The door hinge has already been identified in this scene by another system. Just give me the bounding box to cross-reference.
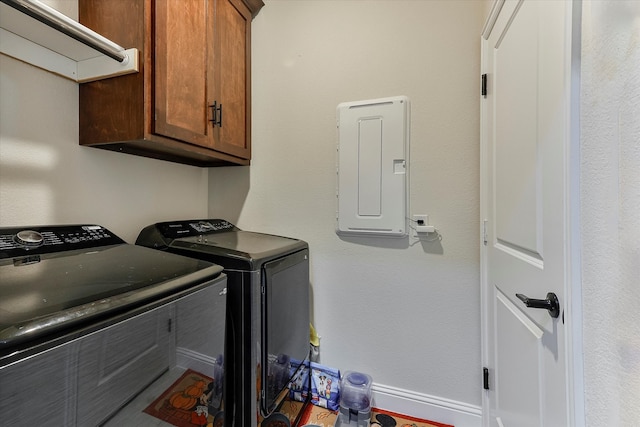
[167,318,172,333]
[483,367,490,390]
[483,219,488,246]
[481,74,487,98]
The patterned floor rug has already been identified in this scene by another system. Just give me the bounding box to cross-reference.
[143,369,453,427]
[143,369,222,427]
[296,403,454,427]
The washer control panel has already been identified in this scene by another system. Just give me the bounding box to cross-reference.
[0,225,125,258]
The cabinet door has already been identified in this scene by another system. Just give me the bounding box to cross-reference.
[175,281,227,410]
[212,0,252,159]
[76,305,174,426]
[176,280,226,361]
[155,0,212,148]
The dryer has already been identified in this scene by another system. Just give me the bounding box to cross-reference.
[136,219,311,426]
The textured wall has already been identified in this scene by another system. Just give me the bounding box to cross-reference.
[209,0,484,409]
[581,1,640,425]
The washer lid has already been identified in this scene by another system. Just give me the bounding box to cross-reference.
[0,244,221,349]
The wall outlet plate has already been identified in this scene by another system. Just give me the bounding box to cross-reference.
[413,214,435,234]
[413,214,428,226]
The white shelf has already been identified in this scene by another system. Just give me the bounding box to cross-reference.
[0,0,138,82]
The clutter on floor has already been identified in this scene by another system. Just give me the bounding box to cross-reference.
[143,366,453,427]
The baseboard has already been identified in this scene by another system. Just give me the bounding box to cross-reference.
[372,383,482,427]
[175,347,219,374]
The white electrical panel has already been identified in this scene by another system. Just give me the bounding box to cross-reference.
[336,96,410,237]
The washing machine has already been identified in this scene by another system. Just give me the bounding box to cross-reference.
[136,219,311,426]
[0,224,226,426]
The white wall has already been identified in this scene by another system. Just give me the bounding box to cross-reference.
[0,1,209,242]
[11,1,638,425]
[580,1,640,425]
[209,0,484,421]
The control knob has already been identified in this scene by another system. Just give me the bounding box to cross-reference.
[15,230,44,247]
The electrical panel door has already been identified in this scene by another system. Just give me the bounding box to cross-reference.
[336,96,410,237]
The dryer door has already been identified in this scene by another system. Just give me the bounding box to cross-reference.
[260,249,310,415]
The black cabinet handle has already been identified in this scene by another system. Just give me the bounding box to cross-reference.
[516,292,560,318]
[209,101,222,127]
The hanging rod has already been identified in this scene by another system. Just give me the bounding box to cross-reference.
[0,0,127,63]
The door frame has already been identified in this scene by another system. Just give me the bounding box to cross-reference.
[479,0,585,425]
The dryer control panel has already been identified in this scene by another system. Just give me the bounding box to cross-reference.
[136,219,240,250]
[148,219,237,239]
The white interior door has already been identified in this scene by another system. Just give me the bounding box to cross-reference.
[480,1,578,426]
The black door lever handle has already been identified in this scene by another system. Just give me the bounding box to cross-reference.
[516,292,560,318]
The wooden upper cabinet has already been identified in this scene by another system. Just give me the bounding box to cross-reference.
[79,0,262,167]
[154,0,210,148]
[215,0,251,159]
